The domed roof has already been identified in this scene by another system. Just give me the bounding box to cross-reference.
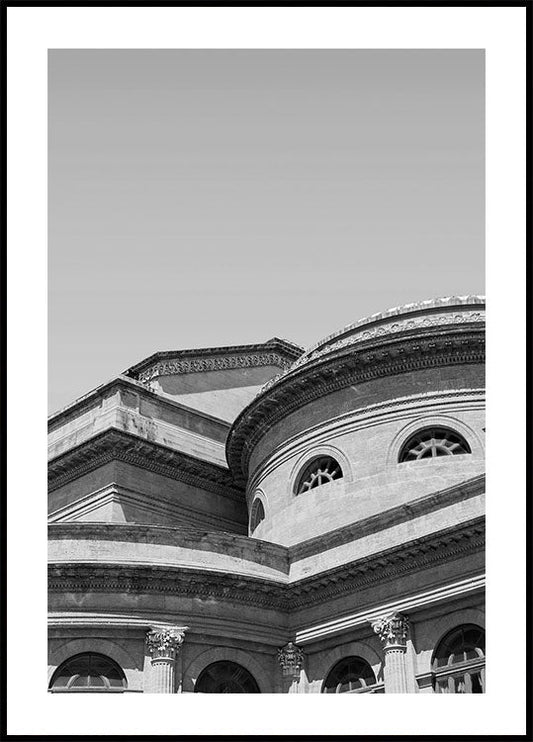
[303,295,484,358]
[262,296,485,394]
[226,296,485,483]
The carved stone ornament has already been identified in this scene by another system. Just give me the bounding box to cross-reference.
[372,613,410,650]
[138,353,292,383]
[277,642,304,677]
[261,307,485,393]
[146,627,186,660]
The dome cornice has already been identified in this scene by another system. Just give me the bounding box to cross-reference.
[301,295,484,359]
[227,303,485,484]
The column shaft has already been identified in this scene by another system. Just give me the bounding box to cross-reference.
[151,658,175,694]
[383,648,408,694]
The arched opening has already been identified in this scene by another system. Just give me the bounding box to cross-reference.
[399,427,471,462]
[249,498,265,534]
[322,656,377,693]
[49,652,127,693]
[194,660,260,693]
[432,624,485,693]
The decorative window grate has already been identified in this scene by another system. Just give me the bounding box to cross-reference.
[194,661,260,693]
[296,456,343,494]
[49,653,127,693]
[399,427,471,462]
[432,625,485,694]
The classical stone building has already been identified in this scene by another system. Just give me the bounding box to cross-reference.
[48,296,485,694]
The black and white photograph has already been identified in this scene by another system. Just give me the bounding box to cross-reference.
[4,4,529,738]
[47,47,487,697]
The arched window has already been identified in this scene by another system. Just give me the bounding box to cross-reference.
[296,456,343,494]
[399,427,471,462]
[249,498,265,534]
[322,656,377,693]
[194,661,260,693]
[49,652,127,693]
[432,624,485,693]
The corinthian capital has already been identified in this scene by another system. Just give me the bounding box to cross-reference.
[372,613,410,650]
[146,627,186,661]
[277,642,304,678]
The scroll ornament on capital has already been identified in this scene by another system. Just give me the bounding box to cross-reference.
[372,613,410,650]
[277,642,304,678]
[146,627,186,661]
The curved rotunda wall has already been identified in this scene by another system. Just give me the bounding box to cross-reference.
[247,398,484,545]
[231,298,485,546]
[248,364,484,475]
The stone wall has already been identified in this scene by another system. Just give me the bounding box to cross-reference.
[246,387,484,545]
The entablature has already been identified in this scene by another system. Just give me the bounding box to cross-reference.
[49,515,484,613]
[48,428,243,502]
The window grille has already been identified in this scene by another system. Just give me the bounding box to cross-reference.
[49,653,127,692]
[194,661,260,693]
[432,625,485,694]
[322,656,377,693]
[296,456,343,494]
[399,427,471,462]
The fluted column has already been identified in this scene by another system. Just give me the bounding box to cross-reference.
[277,642,304,693]
[372,613,410,694]
[146,627,186,693]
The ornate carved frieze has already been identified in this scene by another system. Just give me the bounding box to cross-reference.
[137,353,294,384]
[49,563,287,610]
[287,519,484,610]
[287,310,484,371]
[277,642,304,678]
[372,613,410,651]
[146,627,186,661]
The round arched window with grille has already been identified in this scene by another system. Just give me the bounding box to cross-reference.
[432,624,485,693]
[322,656,377,693]
[399,427,471,462]
[295,456,343,494]
[49,652,127,693]
[194,661,260,693]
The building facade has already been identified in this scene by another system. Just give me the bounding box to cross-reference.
[48,296,485,694]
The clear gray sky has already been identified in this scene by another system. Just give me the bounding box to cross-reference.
[49,49,484,413]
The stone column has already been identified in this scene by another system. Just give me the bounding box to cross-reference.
[277,642,304,693]
[146,627,186,693]
[372,613,410,694]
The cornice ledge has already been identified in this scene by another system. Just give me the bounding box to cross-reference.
[286,517,485,609]
[47,518,484,612]
[48,613,188,631]
[48,563,288,610]
[48,428,244,501]
[295,572,485,644]
[124,339,303,382]
[49,374,232,434]
[227,331,485,483]
[48,522,290,569]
